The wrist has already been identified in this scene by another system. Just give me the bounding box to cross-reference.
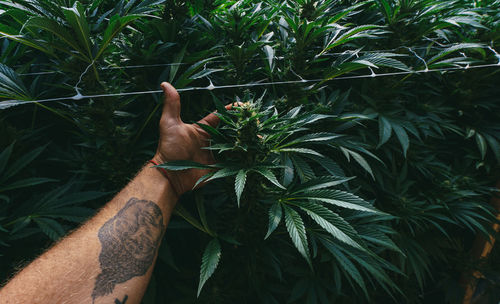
[151,153,166,166]
[148,159,181,200]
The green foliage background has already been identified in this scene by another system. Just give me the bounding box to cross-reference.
[1,0,500,303]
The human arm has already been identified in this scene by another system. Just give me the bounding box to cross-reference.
[0,82,222,304]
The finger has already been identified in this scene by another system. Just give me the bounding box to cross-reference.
[199,102,242,128]
[160,82,181,121]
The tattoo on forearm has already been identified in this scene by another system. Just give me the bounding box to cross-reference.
[115,295,128,304]
[91,198,164,302]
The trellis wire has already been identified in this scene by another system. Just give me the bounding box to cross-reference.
[2,62,499,110]
[18,44,497,76]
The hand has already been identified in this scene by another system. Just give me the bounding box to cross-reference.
[151,82,224,197]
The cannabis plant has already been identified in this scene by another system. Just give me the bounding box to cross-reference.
[159,97,401,300]
[1,0,499,303]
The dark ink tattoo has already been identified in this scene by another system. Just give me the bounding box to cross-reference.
[115,295,128,304]
[91,198,164,302]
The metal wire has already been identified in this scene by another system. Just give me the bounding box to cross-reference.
[2,62,499,110]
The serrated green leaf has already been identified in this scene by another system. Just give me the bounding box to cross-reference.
[281,154,294,186]
[97,14,143,60]
[189,68,224,80]
[290,155,315,182]
[3,144,48,181]
[293,176,354,193]
[283,106,302,119]
[0,177,56,193]
[263,45,274,70]
[168,44,187,83]
[428,43,483,65]
[392,124,409,157]
[235,169,247,207]
[196,193,210,233]
[280,133,341,148]
[128,0,166,14]
[292,201,364,250]
[157,160,214,171]
[197,238,222,297]
[205,143,235,153]
[34,217,65,240]
[50,191,107,207]
[0,30,54,56]
[283,205,311,268]
[44,207,94,222]
[175,56,220,88]
[206,167,239,182]
[298,114,334,125]
[210,92,229,116]
[25,16,84,55]
[0,142,14,174]
[265,202,282,239]
[321,25,381,54]
[193,172,214,189]
[0,63,31,100]
[253,167,285,189]
[378,116,392,147]
[319,236,367,295]
[62,2,92,58]
[357,53,409,71]
[302,189,380,213]
[340,147,374,179]
[278,148,323,157]
[483,133,500,163]
[196,122,226,140]
[174,205,207,234]
[475,133,487,160]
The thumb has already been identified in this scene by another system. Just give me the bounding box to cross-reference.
[160,82,181,121]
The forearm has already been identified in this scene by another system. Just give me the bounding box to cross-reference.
[0,164,178,304]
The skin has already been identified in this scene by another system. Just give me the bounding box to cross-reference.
[0,82,227,304]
